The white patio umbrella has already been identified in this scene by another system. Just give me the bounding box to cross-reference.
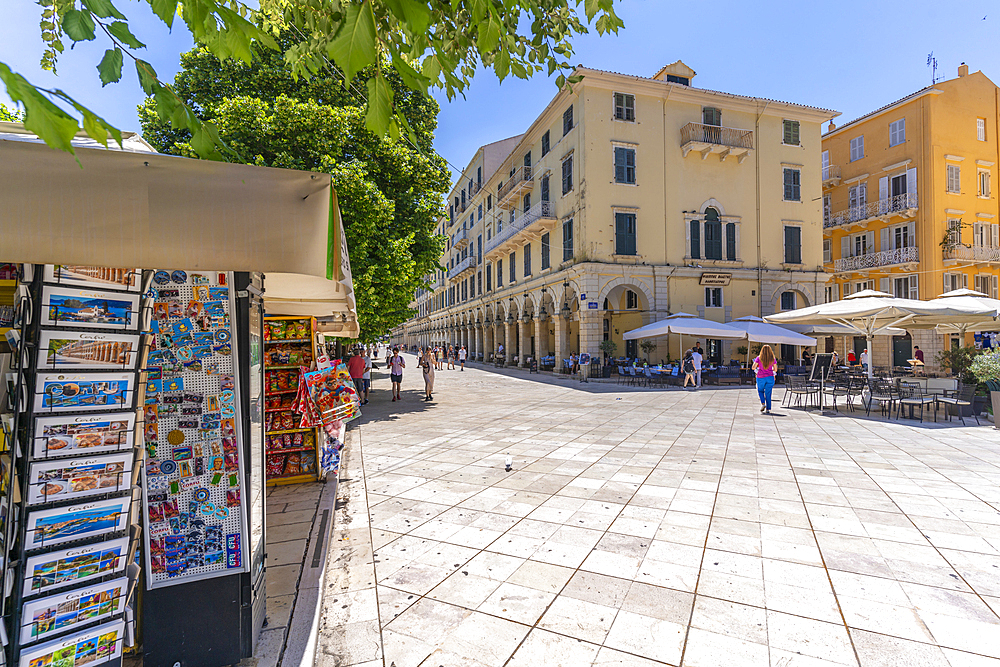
[765,289,996,380]
[623,313,745,341]
[728,316,819,346]
[929,289,1000,337]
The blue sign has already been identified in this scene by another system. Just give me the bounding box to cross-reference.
[588,302,598,309]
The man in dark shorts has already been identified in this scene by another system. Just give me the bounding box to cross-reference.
[389,347,405,401]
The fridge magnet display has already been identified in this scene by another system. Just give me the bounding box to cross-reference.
[34,373,136,413]
[20,576,128,645]
[18,618,124,667]
[37,331,142,371]
[40,286,141,331]
[22,537,129,599]
[26,497,131,549]
[27,453,134,505]
[32,413,135,459]
[43,266,141,293]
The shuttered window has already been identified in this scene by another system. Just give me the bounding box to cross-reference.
[726,222,737,261]
[783,168,801,201]
[486,264,492,291]
[690,219,701,259]
[889,118,905,147]
[496,259,502,287]
[563,105,573,136]
[541,175,549,202]
[615,212,637,256]
[541,233,550,270]
[509,252,515,283]
[978,118,987,142]
[704,208,722,260]
[541,131,550,156]
[561,156,573,195]
[784,226,802,264]
[614,147,636,184]
[947,165,961,193]
[850,135,864,161]
[782,120,800,146]
[563,219,574,262]
[524,243,531,276]
[980,170,991,198]
[702,107,721,126]
[614,93,635,121]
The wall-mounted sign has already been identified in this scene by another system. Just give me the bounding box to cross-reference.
[587,302,598,309]
[700,273,732,286]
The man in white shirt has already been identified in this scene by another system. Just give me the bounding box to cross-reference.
[692,348,703,387]
[458,345,467,371]
[860,348,869,370]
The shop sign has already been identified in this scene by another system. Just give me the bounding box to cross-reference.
[700,273,732,286]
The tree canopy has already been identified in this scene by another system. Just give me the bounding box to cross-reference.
[0,103,24,122]
[140,43,450,341]
[3,0,621,157]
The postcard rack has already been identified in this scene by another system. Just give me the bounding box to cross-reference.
[0,265,146,667]
[262,317,321,485]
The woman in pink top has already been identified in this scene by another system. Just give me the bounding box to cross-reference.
[753,344,777,414]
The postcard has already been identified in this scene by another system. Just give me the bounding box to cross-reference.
[37,331,142,371]
[33,413,135,459]
[43,265,141,293]
[21,576,127,645]
[34,373,136,413]
[28,452,134,505]
[27,497,131,549]
[22,536,128,599]
[18,618,124,667]
[41,286,141,331]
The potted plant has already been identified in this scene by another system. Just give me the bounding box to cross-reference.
[736,345,749,367]
[970,351,1000,427]
[640,340,657,364]
[599,340,617,378]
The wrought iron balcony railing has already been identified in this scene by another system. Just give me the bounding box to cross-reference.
[680,122,754,150]
[485,201,555,255]
[825,192,918,228]
[497,165,533,205]
[447,255,476,280]
[822,165,842,183]
[944,245,1000,262]
[834,246,919,272]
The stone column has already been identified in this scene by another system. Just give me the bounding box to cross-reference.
[518,318,530,367]
[554,315,567,371]
[579,311,603,361]
[484,325,494,361]
[505,321,515,365]
[534,316,548,360]
[474,324,482,362]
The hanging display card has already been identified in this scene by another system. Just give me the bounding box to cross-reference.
[26,497,131,550]
[141,270,249,589]
[40,287,141,331]
[20,576,128,645]
[32,413,135,460]
[22,537,129,598]
[37,331,142,372]
[43,266,142,293]
[33,373,136,414]
[27,453,133,506]
[17,618,124,667]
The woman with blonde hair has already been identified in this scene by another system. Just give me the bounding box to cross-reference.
[421,349,435,401]
[753,344,777,414]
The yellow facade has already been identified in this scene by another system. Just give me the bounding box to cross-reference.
[399,62,837,368]
[822,64,1000,367]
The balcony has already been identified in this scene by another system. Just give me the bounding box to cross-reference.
[834,246,919,273]
[452,228,469,250]
[944,244,1000,264]
[485,201,557,259]
[680,122,754,163]
[497,166,534,207]
[822,165,842,187]
[447,255,476,280]
[824,192,919,229]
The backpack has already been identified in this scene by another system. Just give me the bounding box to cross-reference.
[683,358,695,374]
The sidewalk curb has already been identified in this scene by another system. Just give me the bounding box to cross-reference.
[277,466,340,667]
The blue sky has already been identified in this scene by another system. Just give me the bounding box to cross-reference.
[3,0,998,180]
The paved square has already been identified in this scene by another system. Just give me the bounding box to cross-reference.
[316,357,1000,667]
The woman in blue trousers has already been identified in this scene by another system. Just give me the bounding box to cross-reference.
[753,344,777,414]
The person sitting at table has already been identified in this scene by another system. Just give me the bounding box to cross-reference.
[914,346,924,364]
[831,350,839,366]
[847,350,857,366]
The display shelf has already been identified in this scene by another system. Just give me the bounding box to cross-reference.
[263,316,320,485]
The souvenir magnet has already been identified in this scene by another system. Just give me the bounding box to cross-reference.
[171,270,187,284]
[164,377,185,392]
[194,488,210,503]
[215,329,231,344]
[213,343,231,356]
[172,318,194,335]
[153,270,170,285]
[160,459,178,475]
[167,429,185,445]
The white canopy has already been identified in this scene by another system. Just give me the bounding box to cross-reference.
[930,289,1000,337]
[766,290,995,379]
[623,313,745,341]
[727,316,819,346]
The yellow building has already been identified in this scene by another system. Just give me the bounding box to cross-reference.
[822,63,1000,369]
[398,62,837,369]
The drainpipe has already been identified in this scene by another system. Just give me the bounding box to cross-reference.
[755,101,770,316]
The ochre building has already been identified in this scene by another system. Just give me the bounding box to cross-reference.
[396,61,837,369]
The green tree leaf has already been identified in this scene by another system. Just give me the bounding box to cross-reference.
[327,0,377,82]
[135,59,158,94]
[82,0,125,20]
[149,0,178,28]
[0,64,80,153]
[365,72,393,136]
[62,9,96,42]
[108,21,145,49]
[96,47,123,86]
[383,0,431,34]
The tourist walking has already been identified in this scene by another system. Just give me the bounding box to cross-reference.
[361,347,372,405]
[458,345,467,370]
[422,349,435,401]
[682,349,697,388]
[388,347,405,401]
[753,344,777,414]
[447,345,455,370]
[346,348,366,398]
[691,345,703,387]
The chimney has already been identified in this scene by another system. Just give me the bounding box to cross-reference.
[827,121,836,132]
[959,62,969,77]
